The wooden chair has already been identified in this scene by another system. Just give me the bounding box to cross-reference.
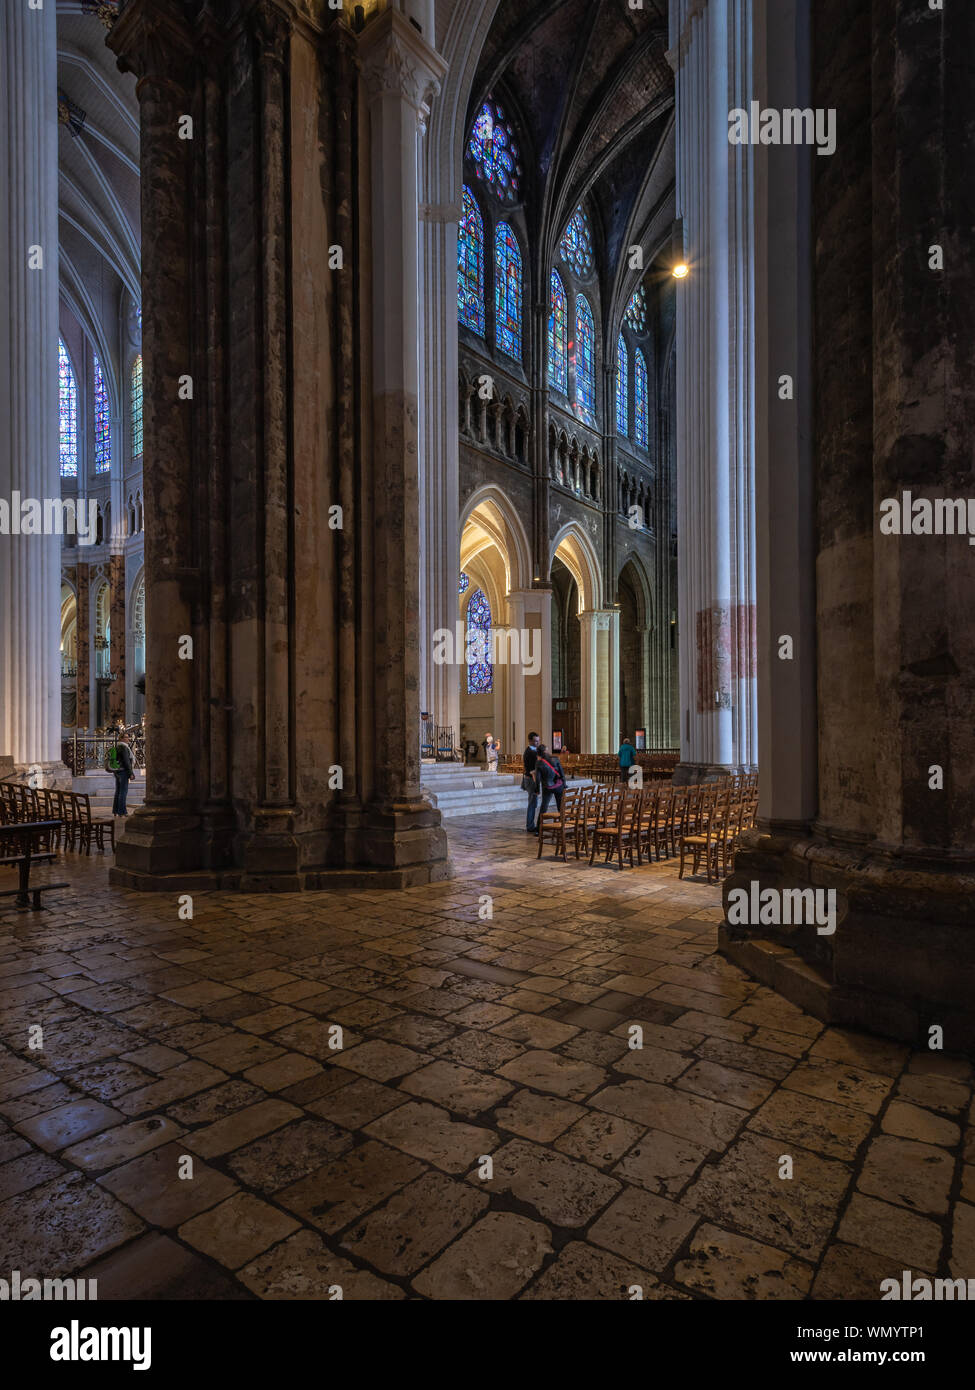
[537,786,584,861]
[589,788,641,870]
[72,792,115,856]
[680,787,733,882]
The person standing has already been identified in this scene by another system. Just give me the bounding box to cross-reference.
[534,743,567,831]
[113,733,135,816]
[522,731,540,832]
[618,737,637,784]
[485,734,500,773]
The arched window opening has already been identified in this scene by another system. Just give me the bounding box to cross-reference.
[616,333,628,437]
[494,222,522,361]
[466,587,493,694]
[458,186,485,335]
[59,339,78,478]
[548,269,568,395]
[93,353,110,473]
[131,354,143,458]
[574,295,596,422]
[634,348,649,449]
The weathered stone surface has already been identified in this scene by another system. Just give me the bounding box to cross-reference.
[476,1138,620,1228]
[674,1223,814,1300]
[837,1194,942,1273]
[857,1136,954,1217]
[340,1171,487,1276]
[589,1185,698,1272]
[412,1212,553,1299]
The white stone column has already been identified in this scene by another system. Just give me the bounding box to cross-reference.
[669,0,757,775]
[0,1,63,776]
[419,203,461,745]
[578,609,617,753]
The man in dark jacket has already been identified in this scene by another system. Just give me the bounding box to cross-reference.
[523,732,540,832]
[113,735,135,816]
[534,742,567,832]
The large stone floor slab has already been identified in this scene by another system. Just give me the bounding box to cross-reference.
[0,811,971,1300]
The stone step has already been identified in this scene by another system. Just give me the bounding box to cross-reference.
[718,929,833,1021]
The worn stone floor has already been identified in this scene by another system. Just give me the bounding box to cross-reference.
[0,812,972,1301]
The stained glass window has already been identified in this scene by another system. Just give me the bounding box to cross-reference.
[625,286,647,333]
[616,333,628,437]
[458,186,485,335]
[634,348,649,449]
[131,355,143,457]
[459,572,470,594]
[494,222,522,360]
[548,269,567,395]
[93,353,110,473]
[468,99,521,201]
[58,339,78,478]
[559,207,594,278]
[575,295,595,421]
[466,587,493,694]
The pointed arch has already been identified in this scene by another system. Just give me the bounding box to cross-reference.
[549,520,604,613]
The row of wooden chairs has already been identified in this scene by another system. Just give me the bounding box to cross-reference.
[537,776,758,879]
[0,781,115,856]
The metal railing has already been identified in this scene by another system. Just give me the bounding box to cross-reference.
[61,727,146,776]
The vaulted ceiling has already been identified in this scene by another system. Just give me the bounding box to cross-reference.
[468,0,675,347]
[56,1,139,406]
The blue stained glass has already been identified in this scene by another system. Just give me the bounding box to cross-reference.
[468,99,520,200]
[559,207,594,278]
[466,587,493,694]
[58,338,77,478]
[635,348,649,449]
[494,222,522,360]
[625,286,647,333]
[616,333,628,437]
[548,269,567,395]
[131,355,143,457]
[459,572,470,594]
[458,186,485,335]
[93,353,110,473]
[574,295,595,421]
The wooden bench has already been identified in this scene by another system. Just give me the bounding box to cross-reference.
[0,821,68,909]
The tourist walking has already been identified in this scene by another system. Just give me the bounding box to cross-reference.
[534,743,567,831]
[522,731,540,832]
[618,737,637,783]
[112,733,135,816]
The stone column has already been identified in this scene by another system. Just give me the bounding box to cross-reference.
[506,588,551,754]
[0,0,65,782]
[669,0,757,781]
[108,0,202,876]
[579,609,617,753]
[356,8,449,875]
[76,562,90,730]
[723,0,975,1048]
[418,200,461,744]
[108,552,126,723]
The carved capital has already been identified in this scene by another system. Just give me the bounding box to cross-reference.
[358,8,446,121]
[108,0,196,90]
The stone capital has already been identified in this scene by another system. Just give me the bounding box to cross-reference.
[107,0,196,89]
[357,8,446,120]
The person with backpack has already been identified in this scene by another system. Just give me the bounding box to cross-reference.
[522,731,540,832]
[533,742,566,832]
[111,734,135,816]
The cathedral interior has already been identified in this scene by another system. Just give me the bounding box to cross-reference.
[0,0,973,1317]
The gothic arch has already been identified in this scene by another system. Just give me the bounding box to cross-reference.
[549,521,603,612]
[460,483,532,594]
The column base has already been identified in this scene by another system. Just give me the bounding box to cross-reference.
[110,798,453,891]
[720,829,975,1050]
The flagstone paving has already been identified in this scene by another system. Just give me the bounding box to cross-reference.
[0,811,972,1300]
